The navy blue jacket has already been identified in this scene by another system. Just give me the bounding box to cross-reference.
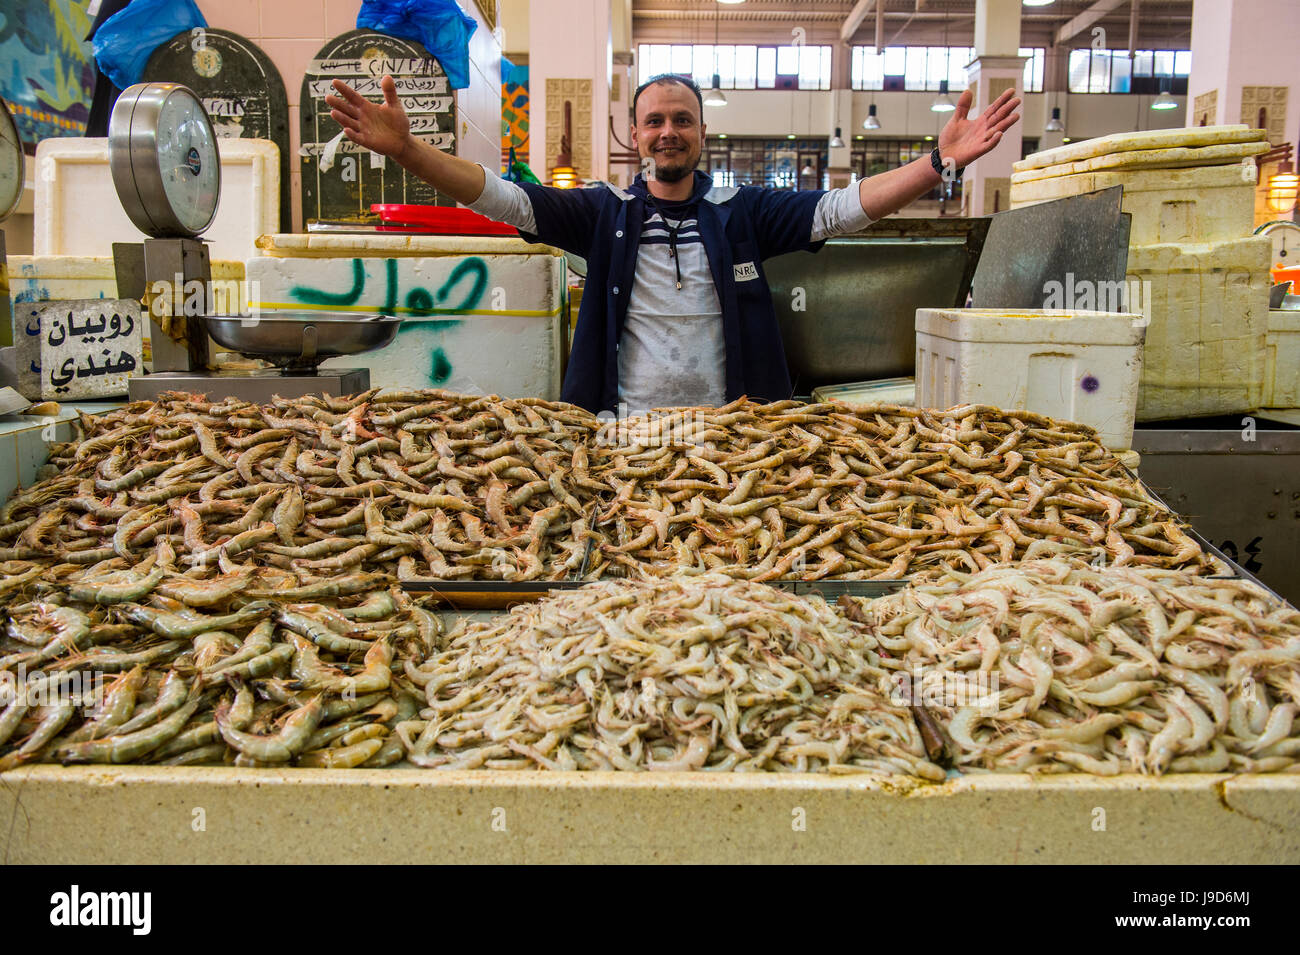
[514,171,827,414]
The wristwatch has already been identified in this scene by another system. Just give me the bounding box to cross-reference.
[930,146,965,180]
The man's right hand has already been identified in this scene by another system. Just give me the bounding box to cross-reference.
[325,75,411,161]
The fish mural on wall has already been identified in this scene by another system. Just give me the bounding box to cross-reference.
[1,0,94,148]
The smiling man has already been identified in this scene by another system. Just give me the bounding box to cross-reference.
[326,73,1020,415]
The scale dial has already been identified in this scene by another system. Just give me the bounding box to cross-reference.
[0,94,24,223]
[109,83,220,237]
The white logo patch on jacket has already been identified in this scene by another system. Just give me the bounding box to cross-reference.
[733,261,759,282]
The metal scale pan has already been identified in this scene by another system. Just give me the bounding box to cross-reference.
[130,311,403,403]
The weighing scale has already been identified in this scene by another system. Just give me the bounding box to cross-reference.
[109,82,394,402]
[0,93,24,349]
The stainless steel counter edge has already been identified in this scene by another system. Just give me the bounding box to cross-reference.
[1134,427,1300,455]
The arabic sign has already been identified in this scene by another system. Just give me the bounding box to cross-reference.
[16,301,143,400]
[300,30,457,223]
[144,28,291,233]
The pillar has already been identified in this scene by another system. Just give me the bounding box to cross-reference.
[528,0,612,185]
[1188,0,1298,153]
[962,0,1025,216]
[1190,0,1300,224]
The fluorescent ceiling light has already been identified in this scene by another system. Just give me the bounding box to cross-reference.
[1151,90,1178,110]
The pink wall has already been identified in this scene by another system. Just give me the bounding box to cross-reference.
[526,0,610,183]
[198,0,501,231]
[1189,0,1299,159]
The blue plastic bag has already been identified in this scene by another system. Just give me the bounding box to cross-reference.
[92,0,207,91]
[357,0,478,90]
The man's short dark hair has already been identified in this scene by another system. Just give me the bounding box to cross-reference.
[632,74,703,123]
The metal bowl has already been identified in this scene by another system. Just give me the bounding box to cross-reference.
[204,312,401,372]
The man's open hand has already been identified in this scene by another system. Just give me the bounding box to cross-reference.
[938,87,1022,169]
[324,75,411,160]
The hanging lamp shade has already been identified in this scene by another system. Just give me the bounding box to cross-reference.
[931,80,956,113]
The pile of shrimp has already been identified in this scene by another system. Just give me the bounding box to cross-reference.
[583,399,1219,580]
[0,391,1216,595]
[398,573,947,777]
[843,558,1300,775]
[0,584,435,770]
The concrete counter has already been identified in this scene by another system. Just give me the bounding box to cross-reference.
[3,766,1296,864]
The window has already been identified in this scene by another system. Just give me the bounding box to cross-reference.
[757,47,776,88]
[851,137,960,202]
[850,46,1033,92]
[1018,48,1044,93]
[1069,49,1190,93]
[1110,54,1132,94]
[639,44,831,91]
[703,136,831,190]
[950,47,975,90]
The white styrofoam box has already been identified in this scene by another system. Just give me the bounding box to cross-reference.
[1014,125,1262,172]
[1010,163,1258,246]
[8,255,246,310]
[915,308,1146,450]
[245,241,566,399]
[34,138,279,262]
[1126,235,1272,420]
[7,255,247,367]
[1265,309,1300,409]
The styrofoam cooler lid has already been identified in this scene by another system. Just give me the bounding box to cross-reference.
[1014,125,1262,172]
[915,308,1146,345]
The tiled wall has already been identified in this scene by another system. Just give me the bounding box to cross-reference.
[198,0,502,231]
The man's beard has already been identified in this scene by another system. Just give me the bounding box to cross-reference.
[644,149,698,183]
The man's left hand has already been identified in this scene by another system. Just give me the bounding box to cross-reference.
[938,88,1022,170]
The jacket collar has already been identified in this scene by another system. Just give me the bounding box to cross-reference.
[628,169,713,203]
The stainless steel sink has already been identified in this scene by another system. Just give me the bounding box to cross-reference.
[764,217,989,391]
[204,312,402,372]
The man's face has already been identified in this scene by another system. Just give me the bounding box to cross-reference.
[632,82,705,184]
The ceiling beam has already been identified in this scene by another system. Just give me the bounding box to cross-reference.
[1055,0,1129,45]
[839,0,875,44]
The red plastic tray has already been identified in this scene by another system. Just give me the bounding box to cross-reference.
[370,204,518,236]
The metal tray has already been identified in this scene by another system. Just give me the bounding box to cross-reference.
[764,217,989,390]
[400,467,1289,611]
[398,577,911,609]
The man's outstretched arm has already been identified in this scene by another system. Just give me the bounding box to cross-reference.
[325,75,487,205]
[856,87,1021,221]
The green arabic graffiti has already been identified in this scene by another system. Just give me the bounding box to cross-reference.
[430,347,453,384]
[291,258,365,306]
[289,257,490,317]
